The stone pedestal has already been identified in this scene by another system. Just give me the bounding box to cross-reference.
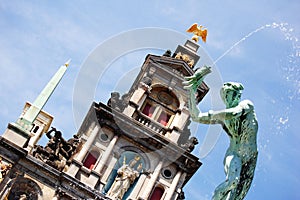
[2,123,30,148]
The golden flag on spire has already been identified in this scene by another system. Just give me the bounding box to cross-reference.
[186,23,208,43]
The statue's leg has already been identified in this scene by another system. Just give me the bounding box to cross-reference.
[212,155,242,200]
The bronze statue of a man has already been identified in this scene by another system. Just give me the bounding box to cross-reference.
[184,66,258,200]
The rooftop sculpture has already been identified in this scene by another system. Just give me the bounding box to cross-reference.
[186,23,208,43]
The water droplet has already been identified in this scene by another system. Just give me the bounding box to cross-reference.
[279,117,289,124]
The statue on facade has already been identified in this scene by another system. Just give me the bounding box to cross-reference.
[107,92,130,112]
[0,157,12,183]
[183,66,258,200]
[64,135,80,160]
[45,127,65,156]
[107,156,142,200]
[32,127,81,171]
[177,191,185,200]
[180,136,199,152]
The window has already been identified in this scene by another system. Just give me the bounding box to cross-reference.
[7,177,43,199]
[140,86,180,127]
[162,168,173,179]
[142,103,155,117]
[30,124,40,133]
[150,186,164,200]
[141,100,174,127]
[83,150,99,170]
[157,111,171,126]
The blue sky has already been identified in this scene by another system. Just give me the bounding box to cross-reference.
[0,1,299,199]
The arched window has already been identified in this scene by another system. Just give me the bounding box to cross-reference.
[150,186,165,200]
[7,177,43,200]
[141,86,179,127]
[83,150,100,170]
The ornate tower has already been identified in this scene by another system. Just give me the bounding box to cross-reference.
[66,39,209,200]
[0,38,209,199]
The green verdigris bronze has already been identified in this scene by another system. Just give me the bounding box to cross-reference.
[184,66,258,200]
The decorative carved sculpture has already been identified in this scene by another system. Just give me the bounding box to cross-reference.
[180,136,199,152]
[107,92,121,110]
[32,144,49,160]
[183,66,258,200]
[141,76,152,86]
[46,127,65,156]
[53,186,66,200]
[45,154,67,171]
[163,49,172,57]
[177,191,185,200]
[19,194,27,200]
[107,92,129,111]
[120,93,130,109]
[107,156,142,200]
[0,157,12,183]
[32,127,81,171]
[186,23,208,43]
[175,52,195,67]
[65,135,80,159]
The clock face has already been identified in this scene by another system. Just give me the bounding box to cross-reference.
[158,91,173,105]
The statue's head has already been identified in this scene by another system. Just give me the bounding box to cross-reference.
[54,130,62,138]
[220,82,244,107]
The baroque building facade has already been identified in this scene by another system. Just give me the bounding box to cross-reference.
[0,39,209,200]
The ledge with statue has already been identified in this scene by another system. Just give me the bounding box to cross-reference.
[32,127,81,171]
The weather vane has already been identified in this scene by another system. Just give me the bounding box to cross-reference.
[186,23,208,43]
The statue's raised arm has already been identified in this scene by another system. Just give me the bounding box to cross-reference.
[183,70,258,200]
[183,66,211,121]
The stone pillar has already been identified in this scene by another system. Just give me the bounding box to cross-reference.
[76,125,99,162]
[170,106,189,130]
[140,160,163,199]
[123,83,149,117]
[127,174,147,199]
[164,170,182,200]
[94,135,119,174]
[66,124,99,176]
[89,135,119,188]
[100,156,118,184]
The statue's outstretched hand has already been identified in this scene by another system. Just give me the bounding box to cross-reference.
[183,65,211,92]
[183,66,211,122]
[183,76,198,92]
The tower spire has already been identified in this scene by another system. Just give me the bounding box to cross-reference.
[17,59,71,131]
